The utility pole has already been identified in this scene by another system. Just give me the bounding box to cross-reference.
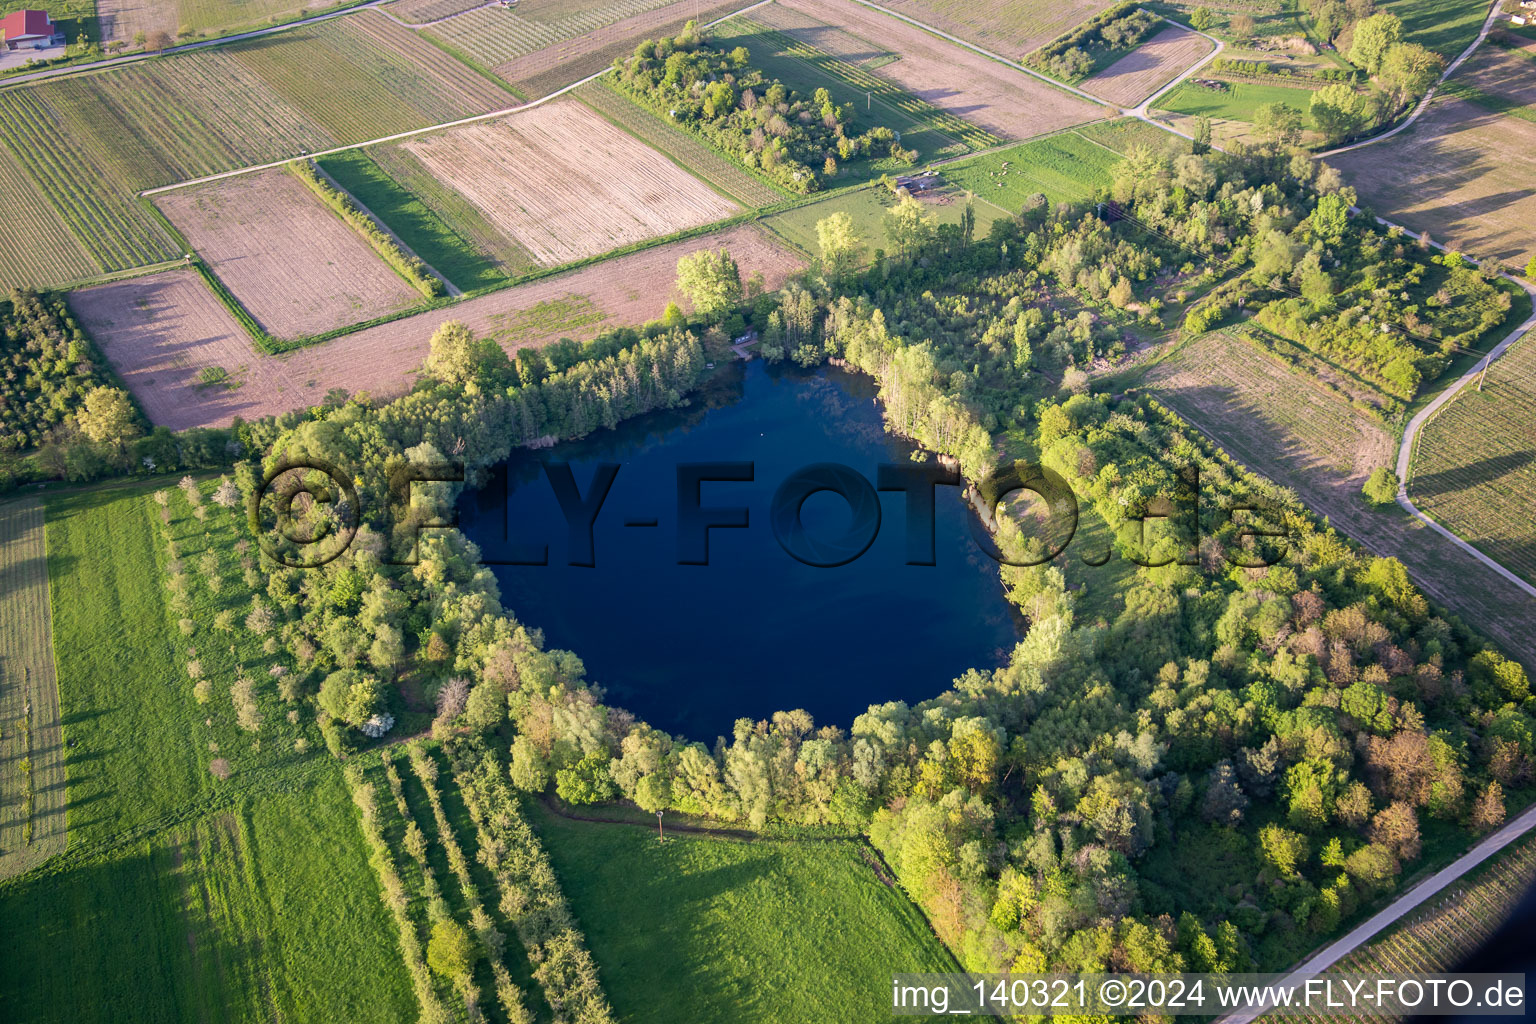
[1477,351,1493,391]
[656,810,664,842]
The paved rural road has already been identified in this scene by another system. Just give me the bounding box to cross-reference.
[1217,797,1536,1024]
[0,0,395,87]
[1393,277,1536,602]
[1127,19,1225,120]
[1318,0,1507,158]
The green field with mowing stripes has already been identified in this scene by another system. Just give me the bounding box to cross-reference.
[530,803,958,1024]
[575,79,791,208]
[942,130,1121,212]
[0,498,66,882]
[317,149,510,292]
[0,482,416,1024]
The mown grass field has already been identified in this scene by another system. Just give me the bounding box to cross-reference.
[1410,331,1536,586]
[1381,0,1491,60]
[1074,115,1188,155]
[318,149,509,293]
[1154,79,1320,126]
[761,187,1009,255]
[0,498,65,881]
[575,79,791,208]
[0,482,415,1023]
[0,12,514,281]
[529,803,957,1024]
[942,130,1122,213]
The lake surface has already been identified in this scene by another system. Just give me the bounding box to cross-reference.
[461,360,1020,741]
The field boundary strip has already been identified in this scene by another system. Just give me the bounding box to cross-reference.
[138,0,775,198]
[0,497,67,881]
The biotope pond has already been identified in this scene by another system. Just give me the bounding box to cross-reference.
[461,359,1020,740]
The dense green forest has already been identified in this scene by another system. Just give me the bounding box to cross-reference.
[205,133,1533,981]
[611,22,916,193]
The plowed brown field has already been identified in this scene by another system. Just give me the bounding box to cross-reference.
[73,225,805,431]
[156,168,422,340]
[774,0,1104,139]
[401,100,740,267]
[1084,26,1214,108]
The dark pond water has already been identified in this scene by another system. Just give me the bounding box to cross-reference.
[460,359,1020,741]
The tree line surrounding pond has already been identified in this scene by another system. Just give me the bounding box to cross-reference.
[210,131,1534,979]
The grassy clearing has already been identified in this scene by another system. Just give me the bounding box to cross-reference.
[1154,79,1320,125]
[1074,115,1188,154]
[1380,0,1491,60]
[317,150,508,293]
[761,186,1009,255]
[528,802,956,1024]
[0,498,65,881]
[942,130,1121,212]
[0,481,415,1023]
[575,79,790,208]
[1410,331,1536,586]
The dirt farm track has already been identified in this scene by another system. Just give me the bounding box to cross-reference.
[70,225,805,431]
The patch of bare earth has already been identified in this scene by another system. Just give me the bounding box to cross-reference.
[94,0,174,43]
[155,168,422,341]
[73,225,805,431]
[1144,333,1536,670]
[1331,96,1536,269]
[401,100,739,266]
[776,0,1103,140]
[1084,26,1214,108]
[494,0,743,94]
[875,0,1103,58]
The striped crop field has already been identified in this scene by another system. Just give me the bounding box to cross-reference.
[387,0,488,23]
[0,145,99,291]
[426,0,680,69]
[1286,834,1536,1024]
[1410,331,1536,585]
[0,12,516,285]
[227,13,516,142]
[575,80,790,208]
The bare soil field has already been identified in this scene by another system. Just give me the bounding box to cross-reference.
[94,0,175,43]
[1331,96,1536,269]
[72,226,804,431]
[400,100,740,267]
[1456,43,1536,108]
[156,168,423,340]
[1144,331,1536,671]
[873,0,1103,58]
[487,0,743,95]
[774,0,1104,140]
[1084,26,1214,108]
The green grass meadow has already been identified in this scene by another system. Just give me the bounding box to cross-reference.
[0,482,415,1024]
[317,149,509,293]
[1381,0,1491,59]
[529,803,956,1023]
[1155,80,1320,125]
[942,130,1122,213]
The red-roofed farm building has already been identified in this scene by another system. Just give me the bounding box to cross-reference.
[1,10,64,50]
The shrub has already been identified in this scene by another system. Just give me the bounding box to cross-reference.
[1362,466,1399,507]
